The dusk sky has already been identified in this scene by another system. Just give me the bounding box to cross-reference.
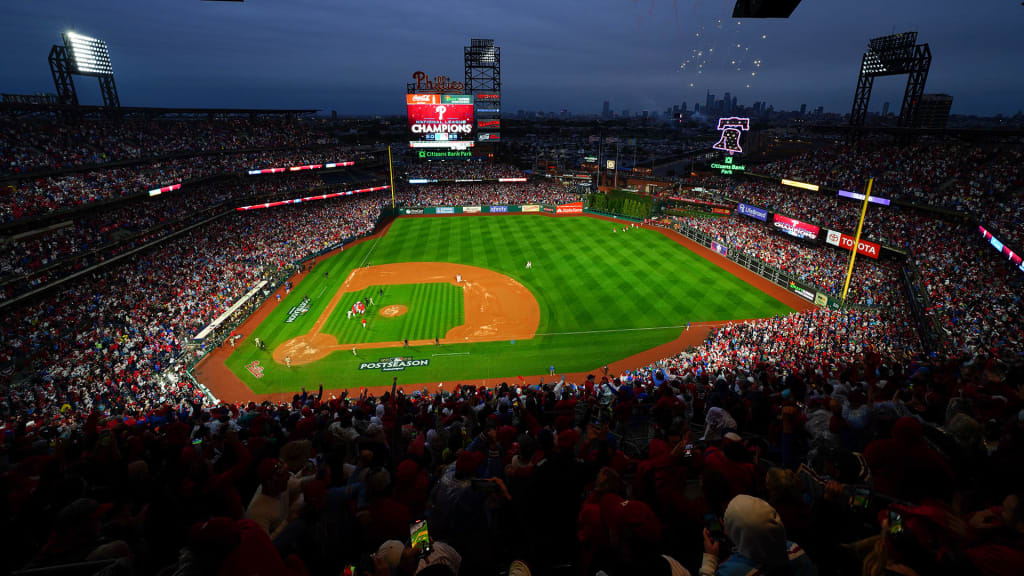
[1,1,1022,116]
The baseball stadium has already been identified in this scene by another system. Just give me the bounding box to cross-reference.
[2,2,1023,576]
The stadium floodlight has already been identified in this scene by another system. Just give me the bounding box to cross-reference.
[63,32,114,76]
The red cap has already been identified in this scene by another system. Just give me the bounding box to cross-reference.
[258,457,281,482]
[557,429,580,451]
[455,450,484,476]
[613,499,662,542]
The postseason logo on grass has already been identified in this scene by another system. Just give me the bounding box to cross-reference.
[285,297,312,323]
[359,356,431,372]
[246,360,264,379]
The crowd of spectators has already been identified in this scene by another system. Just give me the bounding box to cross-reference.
[400,181,581,207]
[0,173,349,299]
[1,128,1022,575]
[0,115,337,175]
[405,162,524,181]
[670,214,904,311]
[1,147,358,222]
[0,192,388,434]
[907,218,1023,360]
[678,154,1023,361]
[2,303,1021,576]
[759,141,1024,249]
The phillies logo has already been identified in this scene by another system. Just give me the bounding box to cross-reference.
[412,71,464,93]
[435,105,447,121]
[713,117,750,154]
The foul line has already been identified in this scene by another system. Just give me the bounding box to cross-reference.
[433,352,471,357]
[315,286,326,298]
[535,323,720,337]
[357,234,382,270]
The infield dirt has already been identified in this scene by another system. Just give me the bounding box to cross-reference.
[271,262,540,366]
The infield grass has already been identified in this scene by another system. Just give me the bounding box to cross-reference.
[320,283,464,344]
[225,215,795,393]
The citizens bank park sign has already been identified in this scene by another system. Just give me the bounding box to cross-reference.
[359,356,431,372]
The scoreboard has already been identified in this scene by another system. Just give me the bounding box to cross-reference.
[407,94,474,146]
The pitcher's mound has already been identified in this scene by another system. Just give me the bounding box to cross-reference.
[380,304,408,317]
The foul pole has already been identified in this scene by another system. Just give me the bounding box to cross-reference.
[388,146,395,211]
[841,177,873,305]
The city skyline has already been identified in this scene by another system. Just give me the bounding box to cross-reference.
[0,1,1022,116]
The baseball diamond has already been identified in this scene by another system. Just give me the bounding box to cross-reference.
[199,214,805,401]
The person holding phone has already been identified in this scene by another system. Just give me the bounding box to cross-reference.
[700,494,818,576]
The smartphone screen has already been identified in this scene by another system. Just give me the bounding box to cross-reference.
[888,510,904,535]
[704,513,725,541]
[852,488,870,509]
[410,519,432,556]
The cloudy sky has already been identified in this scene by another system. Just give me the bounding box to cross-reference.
[1,0,1022,116]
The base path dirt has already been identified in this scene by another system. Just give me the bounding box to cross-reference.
[272,262,540,366]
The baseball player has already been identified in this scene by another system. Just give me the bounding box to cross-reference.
[526,260,532,269]
[361,318,367,329]
[352,346,357,356]
[347,309,353,319]
[285,356,291,368]
[369,297,375,306]
[456,273,462,283]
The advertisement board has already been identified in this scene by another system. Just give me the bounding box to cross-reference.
[556,201,584,214]
[780,179,819,191]
[711,208,731,215]
[407,94,474,143]
[237,185,388,211]
[477,119,501,129]
[489,205,508,213]
[477,133,500,142]
[788,282,815,301]
[711,241,728,257]
[772,214,820,240]
[522,205,540,213]
[825,229,880,259]
[416,149,473,159]
[464,206,481,213]
[979,225,1024,272]
[436,207,455,214]
[838,189,891,206]
[737,202,768,222]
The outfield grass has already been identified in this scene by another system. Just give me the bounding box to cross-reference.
[320,283,464,344]
[225,215,794,393]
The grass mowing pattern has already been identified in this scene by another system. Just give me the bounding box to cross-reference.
[320,283,464,344]
[226,216,795,394]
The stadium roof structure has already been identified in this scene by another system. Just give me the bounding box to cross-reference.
[0,102,318,118]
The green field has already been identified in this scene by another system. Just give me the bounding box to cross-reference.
[320,283,464,344]
[223,215,794,394]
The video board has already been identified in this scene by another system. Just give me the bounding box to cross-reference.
[407,94,474,145]
[772,214,820,240]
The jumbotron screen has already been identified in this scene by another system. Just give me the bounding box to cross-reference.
[407,94,474,144]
